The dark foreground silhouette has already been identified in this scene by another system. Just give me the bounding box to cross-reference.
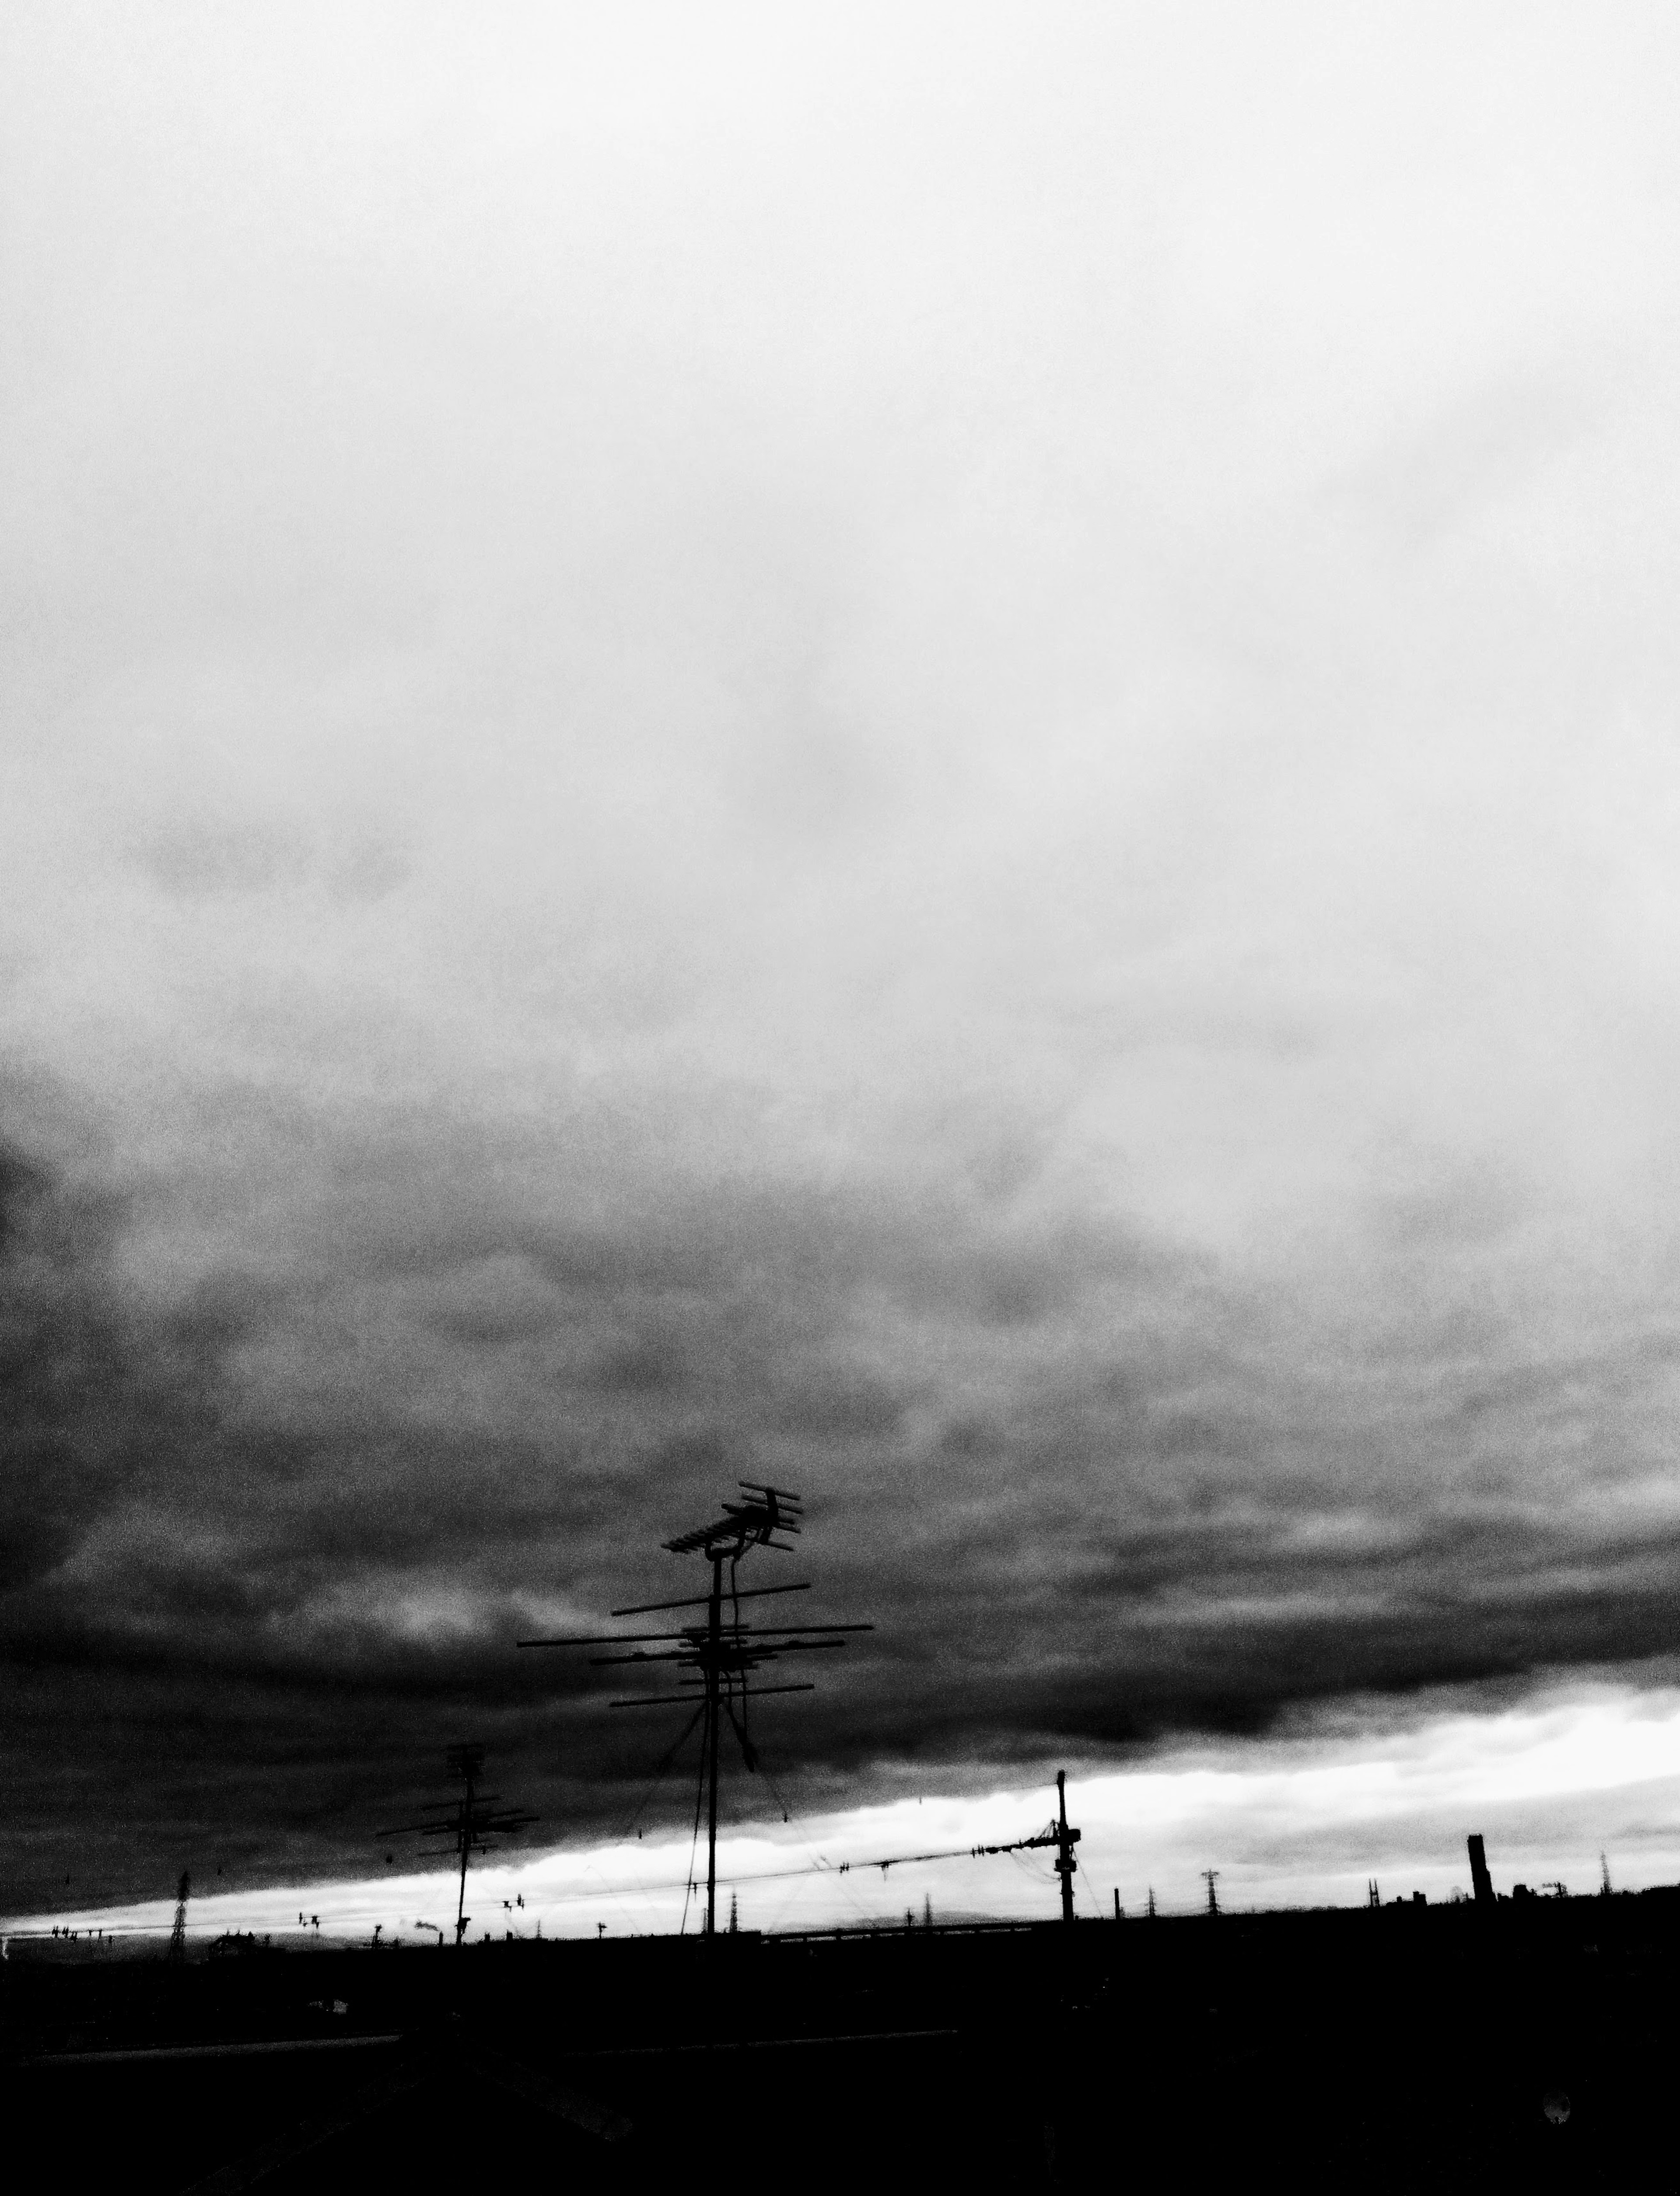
[7,1892,1679,2193]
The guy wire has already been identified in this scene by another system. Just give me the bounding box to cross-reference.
[679,1716,707,1937]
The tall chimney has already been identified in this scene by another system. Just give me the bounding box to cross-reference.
[1467,1834,1495,1908]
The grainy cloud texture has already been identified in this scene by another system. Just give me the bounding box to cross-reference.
[6,3,1680,1913]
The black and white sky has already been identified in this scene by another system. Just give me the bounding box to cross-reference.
[8,3,1680,1920]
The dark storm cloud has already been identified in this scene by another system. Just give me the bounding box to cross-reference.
[8,1100,1680,1912]
[0,1146,134,1592]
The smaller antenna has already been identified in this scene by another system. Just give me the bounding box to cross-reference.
[379,1744,538,1946]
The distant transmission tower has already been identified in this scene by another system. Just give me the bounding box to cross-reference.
[522,1482,871,1939]
[167,1872,190,1964]
[378,1744,538,1945]
[1202,1868,1221,1917]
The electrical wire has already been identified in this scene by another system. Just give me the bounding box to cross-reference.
[678,1708,708,1938]
[616,1699,707,1845]
[1075,1851,1110,1918]
[13,1824,1088,1942]
[718,1729,878,1926]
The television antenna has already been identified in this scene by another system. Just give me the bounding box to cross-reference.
[378,1743,538,1945]
[521,1482,871,1938]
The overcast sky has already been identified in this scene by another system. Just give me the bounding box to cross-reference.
[7,3,1680,1917]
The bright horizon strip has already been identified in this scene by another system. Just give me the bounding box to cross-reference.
[10,1680,1680,1944]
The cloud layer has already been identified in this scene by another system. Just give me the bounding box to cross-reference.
[7,1076,1680,1910]
[6,3,1680,1909]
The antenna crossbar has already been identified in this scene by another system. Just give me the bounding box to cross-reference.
[524,1621,872,1648]
[612,1682,817,1708]
[610,1582,812,1617]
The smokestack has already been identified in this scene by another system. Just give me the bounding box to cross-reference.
[1467,1834,1495,1908]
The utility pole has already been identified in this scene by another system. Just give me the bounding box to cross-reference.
[1054,1770,1078,1924]
[967,1774,1082,1921]
[1202,1869,1221,1917]
[1147,1887,1156,1919]
[168,1873,190,1964]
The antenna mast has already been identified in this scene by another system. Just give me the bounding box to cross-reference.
[522,1481,872,1938]
[378,1743,538,1946]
